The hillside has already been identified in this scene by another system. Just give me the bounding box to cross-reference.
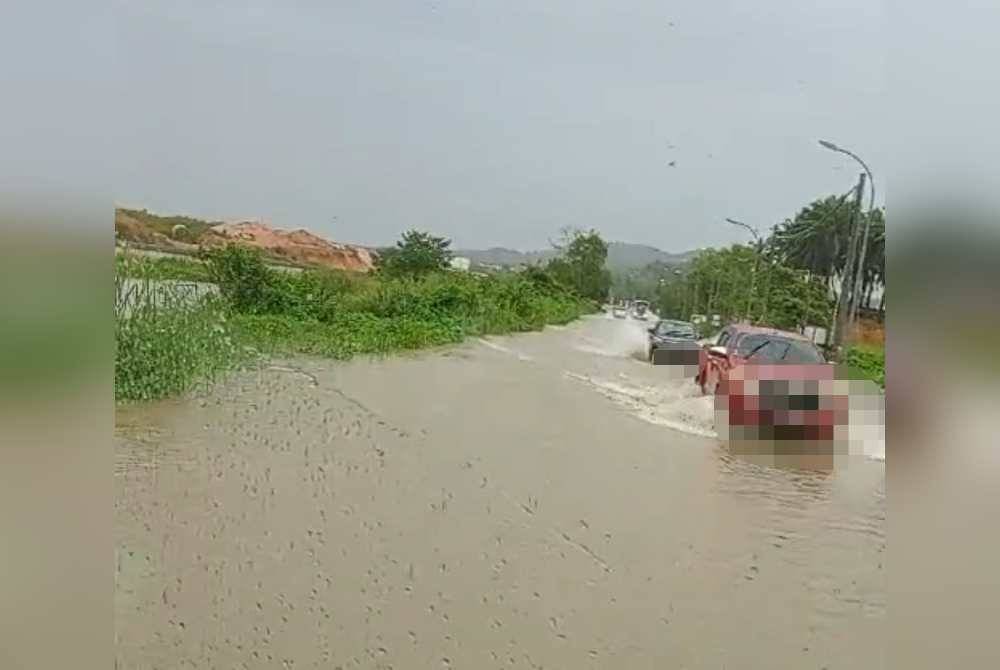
[115,208,377,272]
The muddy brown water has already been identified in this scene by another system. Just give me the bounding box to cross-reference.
[115,315,885,669]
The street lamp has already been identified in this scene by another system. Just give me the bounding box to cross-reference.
[724,217,762,249]
[724,217,764,320]
[818,140,875,215]
[818,140,876,324]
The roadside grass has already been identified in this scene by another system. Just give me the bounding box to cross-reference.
[227,262,590,356]
[115,277,240,402]
[843,343,885,388]
[115,252,212,283]
[115,245,594,402]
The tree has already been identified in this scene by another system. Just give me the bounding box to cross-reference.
[611,260,679,303]
[546,229,611,302]
[376,230,453,278]
[201,244,289,313]
[770,195,854,281]
[657,244,832,332]
[769,195,886,328]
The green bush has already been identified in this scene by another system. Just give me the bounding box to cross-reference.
[844,345,885,388]
[115,281,240,402]
[115,245,592,402]
[201,245,292,313]
[115,253,212,283]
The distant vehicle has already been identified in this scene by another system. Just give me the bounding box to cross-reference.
[631,300,650,320]
[611,305,627,318]
[646,319,698,363]
[696,324,838,442]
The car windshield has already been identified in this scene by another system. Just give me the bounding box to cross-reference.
[657,321,695,338]
[735,334,824,363]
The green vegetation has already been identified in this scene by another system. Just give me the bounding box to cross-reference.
[115,231,599,402]
[611,260,681,302]
[843,344,885,388]
[228,262,587,359]
[115,253,212,283]
[656,245,833,332]
[375,229,453,277]
[603,192,888,344]
[771,199,885,316]
[115,277,239,403]
[116,207,220,242]
[545,229,612,302]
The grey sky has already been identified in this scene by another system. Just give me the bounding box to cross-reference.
[112,0,886,251]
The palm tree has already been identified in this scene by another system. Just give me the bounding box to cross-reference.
[768,196,886,325]
[769,195,854,281]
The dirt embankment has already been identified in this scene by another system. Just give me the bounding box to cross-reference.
[847,317,885,347]
[115,208,377,272]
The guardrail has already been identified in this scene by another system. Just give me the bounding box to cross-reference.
[115,278,219,317]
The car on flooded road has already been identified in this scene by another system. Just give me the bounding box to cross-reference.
[696,324,844,443]
[646,319,700,365]
[630,300,650,320]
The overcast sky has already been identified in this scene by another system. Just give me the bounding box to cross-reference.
[107,1,886,250]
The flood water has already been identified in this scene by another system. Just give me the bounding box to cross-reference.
[115,315,885,668]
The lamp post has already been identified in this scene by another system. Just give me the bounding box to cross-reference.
[725,217,763,321]
[818,140,876,324]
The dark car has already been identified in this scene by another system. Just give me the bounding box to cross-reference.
[646,319,700,367]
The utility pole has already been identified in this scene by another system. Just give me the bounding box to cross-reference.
[833,172,866,348]
[818,139,876,337]
[848,205,875,324]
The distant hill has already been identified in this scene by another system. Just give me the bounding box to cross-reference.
[605,242,700,271]
[455,242,700,273]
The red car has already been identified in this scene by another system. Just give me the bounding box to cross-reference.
[696,324,847,443]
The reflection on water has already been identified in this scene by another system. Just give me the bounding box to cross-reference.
[115,317,884,669]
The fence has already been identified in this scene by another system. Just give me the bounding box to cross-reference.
[115,278,219,317]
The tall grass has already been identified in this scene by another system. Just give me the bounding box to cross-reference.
[115,259,239,402]
[228,265,590,355]
[115,253,212,283]
[843,344,885,389]
[115,245,594,402]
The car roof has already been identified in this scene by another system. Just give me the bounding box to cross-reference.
[726,323,812,342]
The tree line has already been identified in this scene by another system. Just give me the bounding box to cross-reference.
[620,193,885,335]
[376,227,611,304]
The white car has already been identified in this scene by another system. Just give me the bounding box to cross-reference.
[631,300,650,320]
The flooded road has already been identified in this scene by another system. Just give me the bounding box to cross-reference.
[115,315,885,668]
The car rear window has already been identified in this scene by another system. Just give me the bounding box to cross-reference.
[657,321,695,337]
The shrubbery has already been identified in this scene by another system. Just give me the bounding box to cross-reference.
[115,253,212,283]
[115,243,593,402]
[115,278,239,402]
[844,345,885,388]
